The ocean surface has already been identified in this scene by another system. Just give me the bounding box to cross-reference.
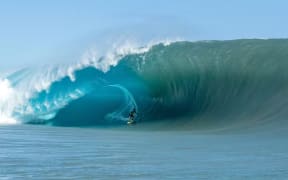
[1,39,288,179]
[1,125,288,179]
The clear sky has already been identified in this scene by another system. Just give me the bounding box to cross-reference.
[0,0,287,70]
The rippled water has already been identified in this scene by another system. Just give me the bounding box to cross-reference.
[1,125,288,179]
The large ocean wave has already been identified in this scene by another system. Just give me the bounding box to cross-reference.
[1,39,288,130]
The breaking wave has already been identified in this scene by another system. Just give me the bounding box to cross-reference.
[1,39,288,130]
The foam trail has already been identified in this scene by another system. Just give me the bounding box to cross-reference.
[105,84,138,122]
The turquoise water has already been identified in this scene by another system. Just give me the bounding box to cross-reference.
[1,125,288,179]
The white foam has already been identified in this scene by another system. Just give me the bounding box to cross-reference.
[0,79,19,124]
[81,38,181,72]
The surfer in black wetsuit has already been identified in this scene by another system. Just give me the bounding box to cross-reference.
[128,108,137,124]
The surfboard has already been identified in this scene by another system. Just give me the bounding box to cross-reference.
[127,118,136,125]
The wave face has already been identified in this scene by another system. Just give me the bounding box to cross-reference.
[2,39,288,129]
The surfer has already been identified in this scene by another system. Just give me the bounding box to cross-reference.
[127,108,137,125]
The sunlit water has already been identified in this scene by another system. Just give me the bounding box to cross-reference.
[1,125,288,179]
